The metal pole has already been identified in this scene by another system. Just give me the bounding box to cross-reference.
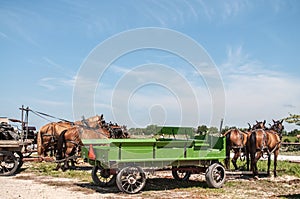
[219,118,224,135]
[25,106,29,140]
[21,105,24,141]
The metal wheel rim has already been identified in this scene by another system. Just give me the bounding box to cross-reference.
[117,167,146,194]
[92,165,115,186]
[212,165,225,184]
[0,151,18,176]
[172,167,191,181]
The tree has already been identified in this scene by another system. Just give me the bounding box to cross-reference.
[197,125,208,135]
[208,127,219,135]
[284,114,300,126]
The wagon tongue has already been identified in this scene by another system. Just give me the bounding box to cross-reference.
[88,144,96,160]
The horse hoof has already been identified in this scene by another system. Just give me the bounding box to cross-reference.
[254,176,259,180]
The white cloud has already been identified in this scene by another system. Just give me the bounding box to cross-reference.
[220,46,300,129]
[35,99,66,106]
[38,76,76,90]
[92,63,220,128]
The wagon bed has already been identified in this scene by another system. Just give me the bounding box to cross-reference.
[0,140,32,176]
[82,127,227,194]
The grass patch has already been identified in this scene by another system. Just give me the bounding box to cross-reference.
[229,158,300,178]
[282,136,299,143]
[25,162,92,182]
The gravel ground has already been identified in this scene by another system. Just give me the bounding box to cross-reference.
[0,154,299,199]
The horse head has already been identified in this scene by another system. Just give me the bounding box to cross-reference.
[81,115,104,129]
[271,119,284,140]
[252,120,266,130]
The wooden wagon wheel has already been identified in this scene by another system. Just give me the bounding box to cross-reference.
[205,163,226,188]
[14,151,23,170]
[116,166,146,194]
[0,151,19,176]
[172,166,191,181]
[91,165,116,187]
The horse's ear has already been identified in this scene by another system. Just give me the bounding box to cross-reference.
[273,119,276,123]
[280,119,284,124]
[256,120,259,123]
[248,123,251,128]
[263,120,266,125]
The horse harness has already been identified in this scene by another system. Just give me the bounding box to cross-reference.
[231,130,246,150]
[260,130,281,158]
[230,131,247,160]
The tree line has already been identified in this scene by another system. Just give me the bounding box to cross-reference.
[128,124,299,137]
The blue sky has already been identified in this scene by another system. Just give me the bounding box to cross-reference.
[1,0,299,131]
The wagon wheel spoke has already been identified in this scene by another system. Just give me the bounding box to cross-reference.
[0,151,18,176]
[116,166,146,194]
[205,163,226,188]
[172,166,191,181]
[91,165,116,187]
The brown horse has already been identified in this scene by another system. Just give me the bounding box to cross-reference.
[55,126,109,171]
[249,120,283,177]
[37,121,73,156]
[252,120,266,130]
[37,115,105,157]
[224,120,267,171]
[224,128,250,170]
[55,127,83,171]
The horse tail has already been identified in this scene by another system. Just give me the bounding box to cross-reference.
[224,130,231,169]
[249,131,257,155]
[56,129,67,160]
[37,129,43,156]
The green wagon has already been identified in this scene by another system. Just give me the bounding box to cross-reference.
[81,126,226,194]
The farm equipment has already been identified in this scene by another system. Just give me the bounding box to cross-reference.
[82,126,226,194]
[0,106,36,176]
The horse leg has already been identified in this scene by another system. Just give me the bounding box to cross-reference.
[267,154,271,177]
[62,159,69,171]
[232,151,240,170]
[55,162,61,171]
[253,151,262,177]
[274,150,279,177]
[246,150,250,171]
[250,151,255,175]
[225,146,231,170]
[71,159,76,168]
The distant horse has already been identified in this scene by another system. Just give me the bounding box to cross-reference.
[249,120,284,177]
[107,123,130,138]
[55,126,108,171]
[37,115,105,157]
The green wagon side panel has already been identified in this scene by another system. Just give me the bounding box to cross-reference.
[81,136,226,168]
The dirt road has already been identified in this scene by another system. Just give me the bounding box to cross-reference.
[0,174,103,199]
[1,167,300,199]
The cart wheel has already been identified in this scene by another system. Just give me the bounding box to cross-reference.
[172,166,191,181]
[0,151,19,176]
[205,163,226,188]
[91,165,116,187]
[116,166,146,194]
[14,152,23,170]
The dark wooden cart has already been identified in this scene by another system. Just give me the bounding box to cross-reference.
[0,140,32,176]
